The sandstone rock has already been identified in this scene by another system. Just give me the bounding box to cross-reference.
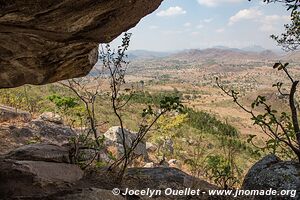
[39,112,63,124]
[5,143,70,163]
[0,159,83,198]
[104,126,148,159]
[10,126,33,137]
[0,105,31,122]
[242,154,300,200]
[146,142,157,152]
[144,162,154,168]
[0,0,163,88]
[30,120,76,141]
[76,148,113,164]
[122,168,218,199]
[123,167,217,191]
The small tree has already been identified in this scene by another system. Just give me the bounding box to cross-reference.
[216,0,300,162]
[59,71,106,168]
[216,64,300,161]
[98,33,184,177]
[271,10,300,51]
[153,113,188,158]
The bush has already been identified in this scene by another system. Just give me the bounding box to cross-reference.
[185,108,238,137]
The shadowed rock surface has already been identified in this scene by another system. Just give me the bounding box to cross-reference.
[104,126,148,159]
[0,105,31,122]
[5,143,70,163]
[0,0,163,88]
[242,154,300,200]
[0,159,84,198]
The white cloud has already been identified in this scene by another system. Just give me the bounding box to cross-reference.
[216,28,225,33]
[203,18,213,23]
[196,24,204,29]
[228,8,290,33]
[197,0,243,7]
[184,22,192,27]
[228,7,291,34]
[156,6,186,17]
[260,15,290,32]
[228,8,262,25]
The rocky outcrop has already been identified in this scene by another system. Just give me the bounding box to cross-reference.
[0,143,82,198]
[146,142,157,152]
[0,143,221,199]
[242,154,300,200]
[5,143,70,163]
[104,126,148,159]
[0,159,83,198]
[123,167,217,191]
[0,0,163,88]
[30,119,77,141]
[0,105,31,122]
[39,112,63,124]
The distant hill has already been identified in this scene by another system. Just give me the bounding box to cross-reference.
[211,45,267,53]
[242,45,266,53]
[169,48,278,62]
[128,50,171,60]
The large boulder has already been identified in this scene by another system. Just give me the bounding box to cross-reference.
[146,142,157,152]
[122,167,218,196]
[104,126,148,159]
[0,159,84,198]
[30,119,77,141]
[0,0,163,88]
[5,143,71,163]
[0,105,31,122]
[39,112,63,124]
[242,154,300,200]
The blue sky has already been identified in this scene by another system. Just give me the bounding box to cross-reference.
[111,0,291,51]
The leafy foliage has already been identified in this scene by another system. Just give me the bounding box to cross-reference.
[217,61,300,161]
[271,11,300,51]
[122,90,183,105]
[205,154,242,189]
[186,108,239,137]
[47,94,78,111]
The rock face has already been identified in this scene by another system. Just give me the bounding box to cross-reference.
[122,167,218,199]
[146,142,157,152]
[0,159,84,198]
[0,143,220,199]
[242,154,300,200]
[39,112,63,124]
[0,0,163,88]
[0,105,31,122]
[31,119,77,141]
[123,167,217,191]
[104,126,148,159]
[0,143,83,198]
[5,143,71,163]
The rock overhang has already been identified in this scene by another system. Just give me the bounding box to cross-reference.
[0,0,163,88]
